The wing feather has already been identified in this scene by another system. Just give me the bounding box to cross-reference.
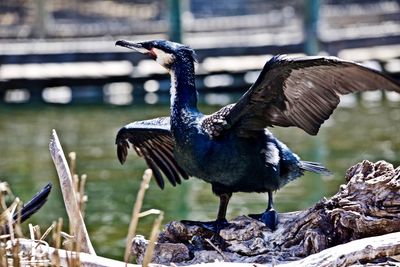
[142,140,177,186]
[143,154,165,189]
[204,55,400,138]
[115,117,189,189]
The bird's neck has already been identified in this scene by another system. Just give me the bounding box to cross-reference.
[169,61,198,112]
[169,61,200,141]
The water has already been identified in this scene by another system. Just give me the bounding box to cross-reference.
[0,102,399,260]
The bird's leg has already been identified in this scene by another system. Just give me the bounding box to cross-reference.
[181,192,231,233]
[266,190,274,210]
[249,190,279,231]
[214,192,232,230]
[217,192,231,219]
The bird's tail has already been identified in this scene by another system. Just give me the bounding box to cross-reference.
[300,161,332,176]
[13,183,52,224]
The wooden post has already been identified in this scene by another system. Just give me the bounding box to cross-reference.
[303,0,320,55]
[168,0,182,43]
[34,0,49,38]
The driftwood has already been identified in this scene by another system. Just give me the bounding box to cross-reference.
[49,129,96,255]
[11,238,138,267]
[12,233,400,267]
[131,160,400,266]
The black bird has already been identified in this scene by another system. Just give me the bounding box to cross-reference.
[1,183,52,233]
[115,39,400,232]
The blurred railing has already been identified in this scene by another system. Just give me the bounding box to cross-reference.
[0,0,399,105]
[0,0,302,39]
[1,0,398,45]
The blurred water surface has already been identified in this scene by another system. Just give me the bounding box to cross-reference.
[0,102,399,259]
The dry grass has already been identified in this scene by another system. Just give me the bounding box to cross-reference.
[0,182,53,266]
[141,209,164,267]
[124,169,152,263]
[0,149,88,266]
[0,130,165,266]
[0,167,162,266]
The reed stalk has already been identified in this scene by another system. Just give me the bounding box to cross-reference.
[142,210,164,267]
[78,174,88,217]
[69,152,77,178]
[124,169,152,263]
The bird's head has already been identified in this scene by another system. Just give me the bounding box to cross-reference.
[116,39,197,70]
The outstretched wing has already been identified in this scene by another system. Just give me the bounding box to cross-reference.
[116,117,189,189]
[204,55,400,138]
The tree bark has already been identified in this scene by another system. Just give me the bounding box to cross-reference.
[131,160,400,266]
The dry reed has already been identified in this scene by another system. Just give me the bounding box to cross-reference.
[124,168,152,263]
[0,130,165,266]
[142,210,164,267]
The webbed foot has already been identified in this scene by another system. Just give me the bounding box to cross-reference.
[249,209,279,231]
[181,218,229,233]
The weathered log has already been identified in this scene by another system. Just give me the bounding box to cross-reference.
[280,231,400,267]
[49,129,96,255]
[11,238,138,267]
[131,160,400,265]
[11,234,400,267]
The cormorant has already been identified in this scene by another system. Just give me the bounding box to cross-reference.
[115,39,400,232]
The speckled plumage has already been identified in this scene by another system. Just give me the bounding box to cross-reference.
[201,104,234,137]
[115,39,400,230]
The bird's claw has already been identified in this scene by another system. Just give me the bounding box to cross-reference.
[181,218,229,233]
[249,209,279,231]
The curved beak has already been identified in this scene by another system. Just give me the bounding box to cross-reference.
[115,40,149,54]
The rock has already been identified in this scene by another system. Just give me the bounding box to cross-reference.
[132,235,191,265]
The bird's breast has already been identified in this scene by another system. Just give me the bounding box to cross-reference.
[173,130,211,172]
[173,130,274,188]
